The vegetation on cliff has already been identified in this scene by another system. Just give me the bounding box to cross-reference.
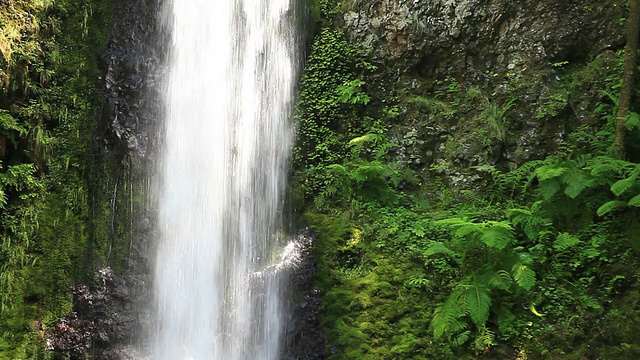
[0,0,118,357]
[1,0,639,359]
[294,1,640,359]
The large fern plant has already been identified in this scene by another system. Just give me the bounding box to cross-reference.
[427,217,538,348]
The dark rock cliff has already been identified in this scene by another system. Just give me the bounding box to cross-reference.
[48,0,165,358]
[342,0,625,190]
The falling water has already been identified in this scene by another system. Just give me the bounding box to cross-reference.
[151,0,299,359]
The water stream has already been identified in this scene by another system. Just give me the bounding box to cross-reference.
[150,1,299,358]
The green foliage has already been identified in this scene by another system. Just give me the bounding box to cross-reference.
[479,97,516,145]
[428,216,538,347]
[0,0,115,356]
[553,232,581,251]
[296,12,640,360]
[337,79,371,105]
[293,27,373,201]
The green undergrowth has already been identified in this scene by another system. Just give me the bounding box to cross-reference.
[294,2,640,358]
[0,0,118,357]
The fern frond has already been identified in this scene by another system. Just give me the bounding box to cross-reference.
[512,260,536,290]
[463,282,491,327]
[539,178,561,200]
[452,330,471,347]
[610,175,637,197]
[507,205,551,241]
[437,218,482,238]
[326,164,348,175]
[432,297,465,339]
[590,164,618,176]
[480,222,514,250]
[506,208,531,222]
[474,326,496,350]
[485,270,513,291]
[553,232,581,251]
[517,160,546,194]
[625,111,640,130]
[348,133,383,145]
[353,163,387,183]
[424,242,458,257]
[574,154,593,168]
[579,295,602,309]
[447,318,468,334]
[535,165,567,181]
[0,110,27,136]
[589,156,634,177]
[561,169,590,199]
[597,200,627,216]
[628,194,640,207]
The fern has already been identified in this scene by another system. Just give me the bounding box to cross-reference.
[625,111,640,130]
[348,133,384,145]
[535,165,567,181]
[562,169,590,199]
[507,204,552,241]
[597,200,627,216]
[629,194,640,207]
[463,282,492,326]
[484,270,513,291]
[452,331,471,347]
[0,110,27,137]
[589,157,633,177]
[474,326,496,350]
[511,254,536,290]
[539,177,562,200]
[553,232,581,251]
[512,264,536,290]
[479,222,514,250]
[437,218,516,250]
[432,296,466,340]
[610,175,637,196]
[432,279,492,345]
[535,161,595,200]
[424,242,457,257]
[437,217,482,238]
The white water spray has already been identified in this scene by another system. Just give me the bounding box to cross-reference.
[151,0,299,359]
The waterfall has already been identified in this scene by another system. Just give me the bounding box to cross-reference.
[150,0,299,358]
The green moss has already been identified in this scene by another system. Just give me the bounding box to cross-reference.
[293,8,640,357]
[0,0,118,356]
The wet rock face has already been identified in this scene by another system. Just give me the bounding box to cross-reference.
[343,0,625,186]
[101,0,167,163]
[283,228,327,360]
[344,0,623,80]
[46,0,165,358]
[46,268,145,360]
